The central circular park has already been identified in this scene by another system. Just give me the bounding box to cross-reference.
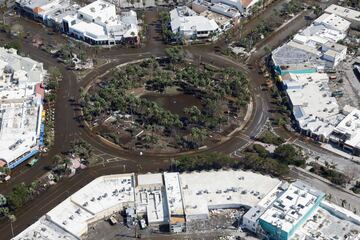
[80,48,250,153]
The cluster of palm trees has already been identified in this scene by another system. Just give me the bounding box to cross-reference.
[82,58,249,149]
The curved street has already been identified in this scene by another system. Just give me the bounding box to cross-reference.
[0,2,357,238]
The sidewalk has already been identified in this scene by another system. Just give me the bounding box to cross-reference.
[321,143,360,163]
[292,166,360,199]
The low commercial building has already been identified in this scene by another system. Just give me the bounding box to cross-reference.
[180,170,281,221]
[13,169,282,239]
[283,73,344,141]
[192,0,240,31]
[0,47,45,169]
[15,0,139,45]
[258,181,325,240]
[13,170,360,240]
[210,0,262,16]
[170,6,219,41]
[325,4,360,30]
[296,201,360,239]
[331,108,360,155]
[164,172,186,233]
[243,181,325,240]
[135,173,169,227]
[63,0,138,45]
[272,13,349,75]
[280,71,360,155]
[46,174,135,239]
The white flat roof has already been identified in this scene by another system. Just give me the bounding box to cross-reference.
[180,170,281,218]
[260,181,324,233]
[70,174,135,215]
[170,6,219,33]
[0,101,42,164]
[77,0,115,22]
[164,172,185,216]
[285,73,339,118]
[0,47,44,165]
[334,109,360,149]
[325,5,360,24]
[297,204,360,240]
[46,174,135,238]
[284,73,343,138]
[45,198,94,238]
[71,21,107,38]
[135,173,169,224]
[137,173,163,186]
[314,13,351,33]
[12,216,77,240]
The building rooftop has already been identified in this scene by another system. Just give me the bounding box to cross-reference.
[333,108,360,149]
[325,4,360,24]
[0,101,42,164]
[209,2,240,18]
[137,173,163,187]
[136,173,169,225]
[77,0,115,22]
[272,13,348,72]
[260,181,324,234]
[45,2,80,24]
[164,172,185,217]
[12,216,78,240]
[314,13,351,33]
[284,73,343,138]
[200,10,232,28]
[46,174,135,239]
[15,0,55,10]
[296,203,360,239]
[0,48,44,167]
[180,170,281,218]
[272,43,331,70]
[170,6,219,34]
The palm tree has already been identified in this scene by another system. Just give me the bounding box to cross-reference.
[63,158,71,171]
[0,194,6,206]
[53,154,63,168]
[0,0,8,25]
[341,199,347,208]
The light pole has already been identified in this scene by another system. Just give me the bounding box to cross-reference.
[8,214,16,238]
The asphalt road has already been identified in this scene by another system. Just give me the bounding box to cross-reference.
[290,167,360,214]
[0,1,355,238]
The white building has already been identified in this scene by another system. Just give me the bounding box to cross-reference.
[170,6,219,41]
[283,72,344,141]
[281,71,360,155]
[15,0,80,28]
[40,174,135,239]
[179,170,281,221]
[63,0,139,45]
[0,48,45,169]
[16,0,139,45]
[13,169,281,239]
[331,108,360,155]
[163,172,186,233]
[325,4,360,30]
[272,13,349,75]
[13,170,360,240]
[243,181,325,240]
[313,13,351,33]
[210,0,261,15]
[135,173,169,227]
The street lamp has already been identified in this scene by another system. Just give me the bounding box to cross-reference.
[8,214,16,238]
